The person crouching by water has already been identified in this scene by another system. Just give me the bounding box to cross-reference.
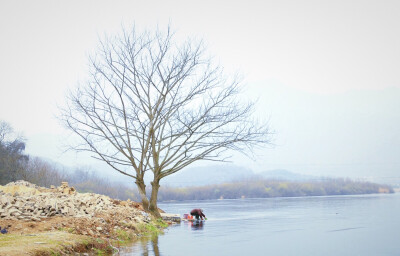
[190,209,206,220]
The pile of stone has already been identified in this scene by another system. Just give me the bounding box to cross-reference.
[0,180,148,223]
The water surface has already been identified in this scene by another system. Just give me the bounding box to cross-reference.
[121,193,400,256]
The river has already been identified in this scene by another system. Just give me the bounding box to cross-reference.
[120,193,400,256]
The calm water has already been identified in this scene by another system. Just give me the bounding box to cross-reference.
[120,193,400,256]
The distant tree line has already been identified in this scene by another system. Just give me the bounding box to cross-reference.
[156,178,394,201]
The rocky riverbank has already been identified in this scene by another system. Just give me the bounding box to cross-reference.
[0,180,168,255]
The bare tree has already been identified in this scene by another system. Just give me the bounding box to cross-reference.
[22,157,67,188]
[0,121,14,144]
[60,26,272,217]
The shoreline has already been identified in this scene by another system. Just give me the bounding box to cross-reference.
[0,180,173,255]
[0,218,170,255]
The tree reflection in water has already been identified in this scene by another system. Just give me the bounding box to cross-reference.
[139,235,160,256]
[120,221,205,255]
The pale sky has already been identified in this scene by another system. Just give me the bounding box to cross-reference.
[0,0,399,181]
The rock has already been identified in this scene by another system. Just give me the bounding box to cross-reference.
[96,227,102,231]
[5,204,16,210]
[23,206,34,212]
[61,207,68,214]
[68,208,76,217]
[14,201,24,208]
[8,208,22,216]
[160,213,181,222]
[0,196,10,205]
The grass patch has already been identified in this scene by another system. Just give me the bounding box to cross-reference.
[72,238,114,255]
[135,223,162,236]
[57,227,75,233]
[114,228,134,241]
[133,219,168,236]
[155,218,169,228]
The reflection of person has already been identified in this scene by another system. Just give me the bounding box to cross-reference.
[191,220,204,230]
[190,208,206,220]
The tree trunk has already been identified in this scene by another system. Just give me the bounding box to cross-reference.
[135,179,150,211]
[149,179,161,218]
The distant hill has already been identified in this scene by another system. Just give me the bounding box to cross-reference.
[161,164,254,187]
[259,169,321,181]
[160,165,319,187]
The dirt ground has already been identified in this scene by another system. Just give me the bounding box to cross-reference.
[0,212,157,256]
[0,208,148,239]
[0,231,91,256]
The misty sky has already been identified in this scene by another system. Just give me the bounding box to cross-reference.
[0,0,399,181]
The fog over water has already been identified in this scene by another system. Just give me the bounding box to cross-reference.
[0,0,399,181]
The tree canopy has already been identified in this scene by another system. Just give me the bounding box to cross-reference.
[61,26,272,216]
[0,121,28,184]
